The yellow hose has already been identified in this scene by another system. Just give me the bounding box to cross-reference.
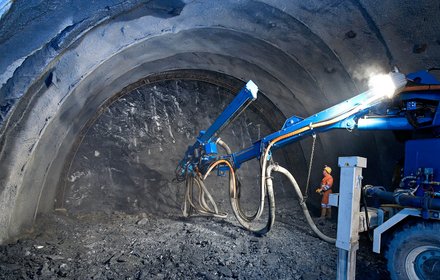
[203,159,237,198]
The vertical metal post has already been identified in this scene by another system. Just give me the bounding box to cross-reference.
[336,156,367,280]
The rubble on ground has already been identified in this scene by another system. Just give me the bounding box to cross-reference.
[0,200,389,279]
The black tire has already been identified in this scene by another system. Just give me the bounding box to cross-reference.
[385,222,440,280]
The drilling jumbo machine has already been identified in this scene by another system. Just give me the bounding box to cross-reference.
[176,68,440,280]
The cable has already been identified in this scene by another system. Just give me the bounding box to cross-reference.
[304,133,317,202]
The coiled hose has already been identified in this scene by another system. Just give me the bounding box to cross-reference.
[183,139,335,242]
[206,139,275,235]
[217,139,262,223]
[182,173,227,218]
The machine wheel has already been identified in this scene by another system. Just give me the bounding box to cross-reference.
[385,222,440,280]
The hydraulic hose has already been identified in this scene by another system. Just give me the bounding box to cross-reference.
[182,176,194,217]
[217,138,261,223]
[267,164,336,243]
[216,138,232,154]
[203,157,275,235]
[229,169,275,236]
[203,159,237,199]
[196,147,333,240]
[195,176,226,217]
[182,174,227,218]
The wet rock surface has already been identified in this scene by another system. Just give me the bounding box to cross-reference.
[0,198,389,279]
[60,77,292,216]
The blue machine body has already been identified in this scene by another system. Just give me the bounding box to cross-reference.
[404,138,440,179]
[404,138,440,197]
[407,69,440,85]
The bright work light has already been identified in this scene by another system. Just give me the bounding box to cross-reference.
[368,73,398,98]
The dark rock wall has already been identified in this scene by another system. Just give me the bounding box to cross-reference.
[61,78,288,215]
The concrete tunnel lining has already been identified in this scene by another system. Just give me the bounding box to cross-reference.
[0,8,360,242]
[0,0,364,120]
[1,0,435,245]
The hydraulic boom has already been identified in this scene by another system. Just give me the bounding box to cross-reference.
[177,70,440,178]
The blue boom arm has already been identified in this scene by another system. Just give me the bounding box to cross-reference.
[175,81,258,179]
[176,70,440,179]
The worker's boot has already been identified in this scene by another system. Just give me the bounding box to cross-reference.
[320,208,326,219]
[326,208,331,219]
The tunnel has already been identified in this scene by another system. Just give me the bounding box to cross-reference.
[1,0,439,279]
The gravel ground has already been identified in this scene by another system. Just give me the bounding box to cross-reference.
[0,198,390,280]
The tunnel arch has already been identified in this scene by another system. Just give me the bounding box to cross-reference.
[1,0,438,243]
[55,69,292,214]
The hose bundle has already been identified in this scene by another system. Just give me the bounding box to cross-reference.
[181,139,335,242]
[182,173,227,218]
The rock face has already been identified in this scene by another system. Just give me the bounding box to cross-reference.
[61,77,289,215]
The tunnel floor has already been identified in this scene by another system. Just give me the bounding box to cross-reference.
[0,198,389,280]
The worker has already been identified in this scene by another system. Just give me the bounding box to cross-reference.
[316,165,333,220]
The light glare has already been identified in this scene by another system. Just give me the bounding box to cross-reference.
[368,74,396,98]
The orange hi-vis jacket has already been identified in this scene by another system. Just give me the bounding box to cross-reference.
[321,173,334,205]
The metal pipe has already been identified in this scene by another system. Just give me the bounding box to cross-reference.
[367,187,440,210]
[216,138,232,154]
